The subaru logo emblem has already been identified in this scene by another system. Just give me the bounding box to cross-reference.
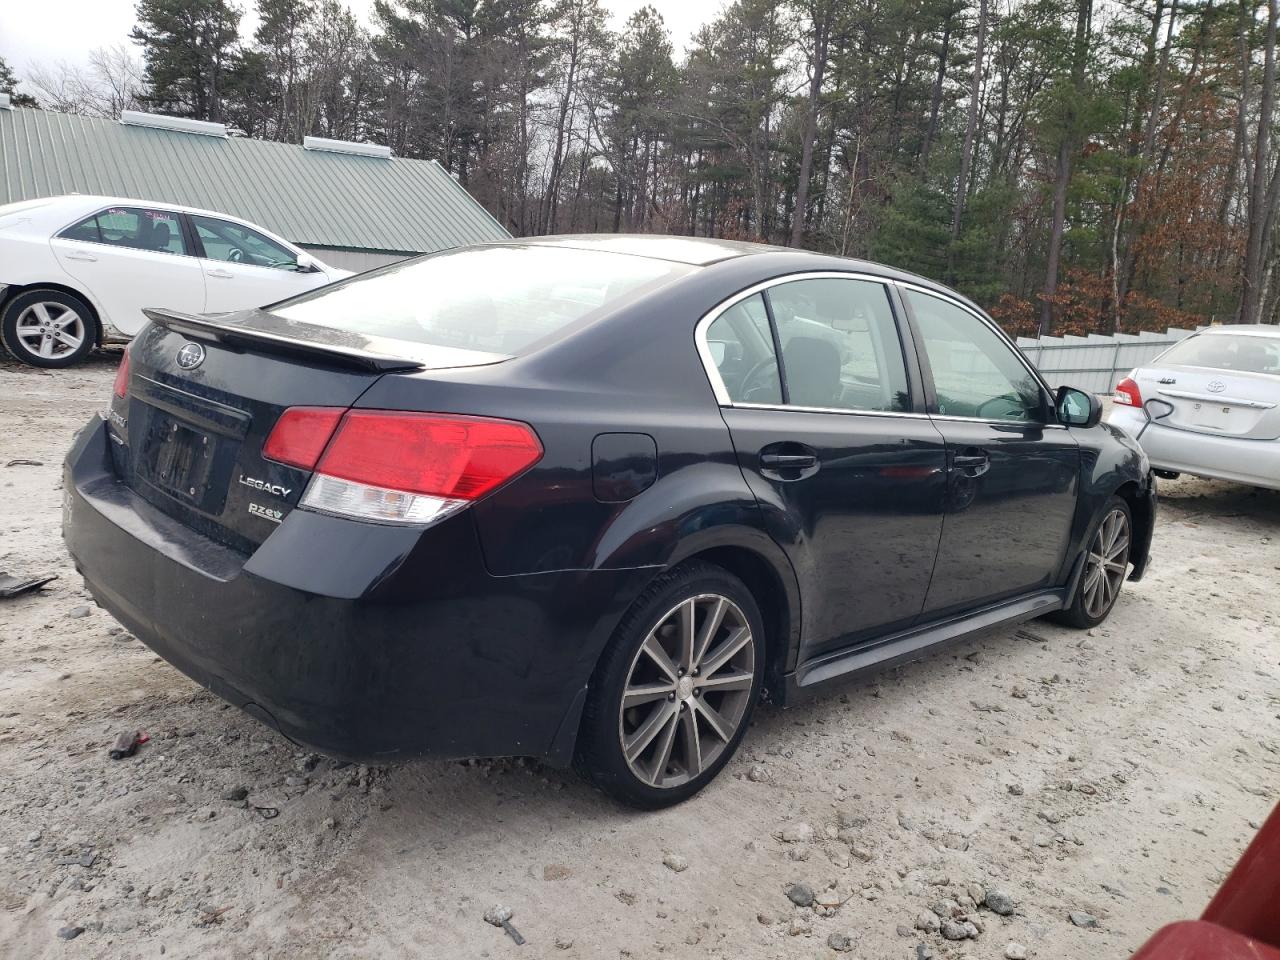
[176,342,205,370]
[1206,379,1226,393]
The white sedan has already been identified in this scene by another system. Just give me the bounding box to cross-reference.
[0,195,350,367]
[1108,324,1280,490]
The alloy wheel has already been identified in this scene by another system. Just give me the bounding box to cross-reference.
[14,302,86,361]
[618,593,755,789]
[1082,507,1130,619]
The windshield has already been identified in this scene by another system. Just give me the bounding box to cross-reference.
[1160,333,1280,376]
[271,245,694,355]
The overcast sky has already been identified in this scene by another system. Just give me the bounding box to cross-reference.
[0,0,726,87]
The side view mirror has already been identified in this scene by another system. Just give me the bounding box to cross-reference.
[1056,385,1102,428]
[706,340,728,366]
[295,252,318,273]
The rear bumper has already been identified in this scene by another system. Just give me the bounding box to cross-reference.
[63,417,653,763]
[1109,407,1280,490]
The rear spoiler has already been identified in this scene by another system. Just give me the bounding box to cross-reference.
[143,308,427,373]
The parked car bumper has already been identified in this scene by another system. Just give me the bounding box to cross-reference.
[1108,407,1280,490]
[62,416,653,764]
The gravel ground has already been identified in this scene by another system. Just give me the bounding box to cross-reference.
[1,351,1277,960]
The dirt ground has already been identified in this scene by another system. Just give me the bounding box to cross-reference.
[1,350,1277,960]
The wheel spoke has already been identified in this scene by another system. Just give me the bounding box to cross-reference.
[679,708,702,778]
[647,709,680,785]
[53,330,82,349]
[700,626,752,678]
[641,635,679,683]
[52,310,80,330]
[38,336,55,358]
[32,303,53,324]
[695,668,753,693]
[692,596,726,669]
[693,698,733,743]
[623,681,676,708]
[624,698,677,762]
[1107,535,1129,561]
[677,599,695,671]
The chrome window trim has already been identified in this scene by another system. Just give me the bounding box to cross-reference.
[693,270,907,409]
[694,272,1064,427]
[55,205,194,259]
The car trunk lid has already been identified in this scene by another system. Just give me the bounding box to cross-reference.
[1133,364,1280,441]
[109,308,508,553]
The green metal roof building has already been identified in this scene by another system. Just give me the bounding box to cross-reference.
[0,99,510,271]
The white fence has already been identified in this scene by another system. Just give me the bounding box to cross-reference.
[1015,327,1201,394]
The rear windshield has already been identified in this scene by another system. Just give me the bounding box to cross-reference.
[1160,333,1280,376]
[271,245,694,355]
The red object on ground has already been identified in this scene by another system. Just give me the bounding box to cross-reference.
[1130,802,1280,959]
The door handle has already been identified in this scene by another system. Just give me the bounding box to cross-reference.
[207,269,234,279]
[64,252,97,262]
[952,449,991,477]
[758,444,820,481]
[760,452,818,469]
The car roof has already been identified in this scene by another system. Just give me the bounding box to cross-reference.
[507,233,957,294]
[18,194,271,229]
[1191,324,1280,338]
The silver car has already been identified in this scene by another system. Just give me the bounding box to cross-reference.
[1108,324,1280,490]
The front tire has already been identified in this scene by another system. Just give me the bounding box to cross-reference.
[575,561,764,809]
[1,289,96,368]
[1053,495,1133,629]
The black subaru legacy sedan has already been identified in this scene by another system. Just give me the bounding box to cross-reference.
[63,236,1155,807]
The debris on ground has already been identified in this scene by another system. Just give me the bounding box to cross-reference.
[5,458,43,467]
[483,904,513,926]
[663,852,689,873]
[0,571,57,599]
[108,730,149,760]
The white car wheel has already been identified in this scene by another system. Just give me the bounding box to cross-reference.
[2,290,96,368]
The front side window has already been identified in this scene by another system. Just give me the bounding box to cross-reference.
[1159,333,1280,376]
[766,278,910,413]
[705,293,781,404]
[191,215,298,270]
[59,207,187,255]
[907,289,1044,421]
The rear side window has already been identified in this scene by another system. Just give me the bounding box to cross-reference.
[1159,333,1280,376]
[60,207,187,256]
[272,245,693,355]
[705,293,781,404]
[767,278,910,412]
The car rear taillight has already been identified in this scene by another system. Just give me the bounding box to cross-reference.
[112,350,130,400]
[262,407,345,469]
[1113,376,1142,407]
[265,409,543,524]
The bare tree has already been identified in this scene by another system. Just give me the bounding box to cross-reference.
[25,45,145,118]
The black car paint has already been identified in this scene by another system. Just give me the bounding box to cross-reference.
[63,241,1154,765]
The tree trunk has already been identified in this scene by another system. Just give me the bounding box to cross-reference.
[790,3,832,247]
[1038,0,1092,336]
[951,0,988,242]
[920,2,956,169]
[1242,0,1279,324]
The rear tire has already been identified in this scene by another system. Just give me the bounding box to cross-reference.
[1,288,96,368]
[575,561,764,809]
[1052,495,1133,629]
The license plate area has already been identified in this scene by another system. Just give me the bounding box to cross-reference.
[1190,401,1234,430]
[139,411,232,513]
